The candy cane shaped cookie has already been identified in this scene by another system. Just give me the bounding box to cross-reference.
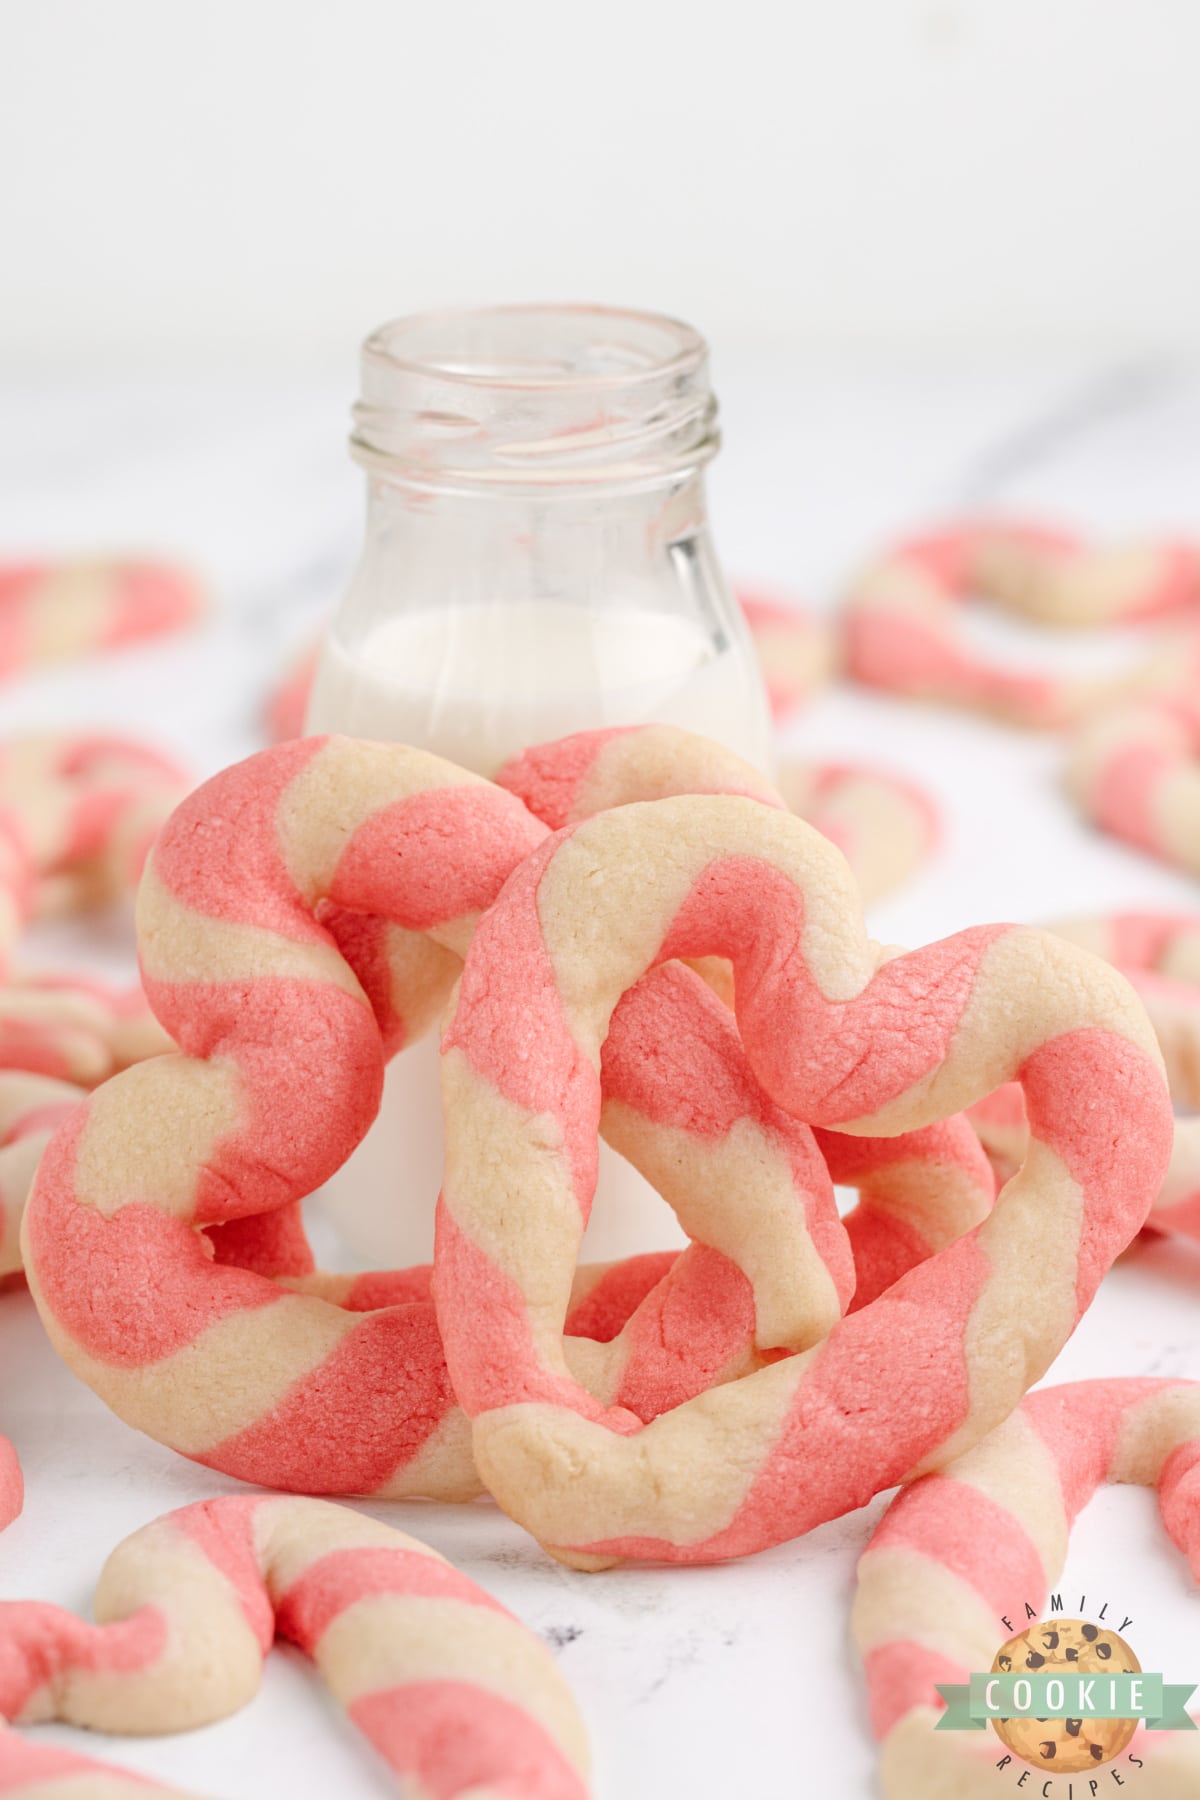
[0,560,203,682]
[845,524,1200,727]
[0,983,170,1287]
[0,735,188,942]
[971,1078,1200,1248]
[972,916,1200,1236]
[1067,698,1200,881]
[497,725,937,906]
[19,738,546,1501]
[854,1378,1200,1797]
[0,738,185,1524]
[814,1121,995,1314]
[502,724,984,1303]
[0,975,171,1087]
[0,1736,203,1798]
[435,793,1171,1566]
[968,526,1200,627]
[0,1443,21,1534]
[0,1495,590,1798]
[21,736,863,1502]
[0,1074,78,1281]
[279,958,858,1424]
[736,588,837,719]
[1044,912,1200,1107]
[1146,1118,1200,1240]
[267,639,320,743]
[0,1073,82,1531]
[777,761,937,905]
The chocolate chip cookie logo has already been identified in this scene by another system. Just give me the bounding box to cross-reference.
[936,1598,1196,1785]
[988,1620,1143,1772]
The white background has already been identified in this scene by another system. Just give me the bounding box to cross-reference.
[2,0,1200,362]
[4,7,1200,1798]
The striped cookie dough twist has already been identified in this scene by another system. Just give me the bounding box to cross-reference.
[0,982,172,1530]
[499,725,985,1299]
[0,1495,590,1799]
[435,792,1171,1566]
[854,1378,1200,1797]
[0,736,188,951]
[1067,698,1200,882]
[20,738,546,1501]
[970,912,1200,1243]
[776,761,937,905]
[1144,1118,1200,1241]
[814,1121,995,1315]
[0,973,168,1090]
[0,560,203,683]
[0,736,186,1525]
[736,588,838,719]
[1044,912,1200,1107]
[21,735,879,1503]
[0,1737,204,1798]
[845,523,1200,728]
[497,723,937,909]
[266,639,320,744]
[971,1083,1200,1248]
[0,1074,78,1285]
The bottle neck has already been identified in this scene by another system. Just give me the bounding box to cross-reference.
[351,463,722,626]
[306,304,773,778]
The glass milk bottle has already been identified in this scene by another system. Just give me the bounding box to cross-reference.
[307,303,772,1266]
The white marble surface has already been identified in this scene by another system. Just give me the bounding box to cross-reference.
[2,352,1200,1796]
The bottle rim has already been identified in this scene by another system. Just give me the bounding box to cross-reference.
[351,302,719,486]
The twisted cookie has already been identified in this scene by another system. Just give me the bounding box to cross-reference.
[846,523,1200,727]
[855,1378,1200,1796]
[736,588,837,718]
[435,793,1171,1565]
[0,560,202,682]
[20,737,865,1501]
[1067,698,1200,881]
[0,1495,589,1798]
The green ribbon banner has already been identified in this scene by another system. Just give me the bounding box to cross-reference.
[935,1673,1197,1733]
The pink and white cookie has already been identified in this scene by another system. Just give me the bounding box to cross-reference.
[0,559,203,683]
[0,736,185,1527]
[1067,699,1200,881]
[971,1081,1200,1249]
[0,1074,77,1284]
[1145,1118,1200,1242]
[19,739,546,1502]
[266,639,320,743]
[0,1738,201,1798]
[1046,912,1200,1107]
[0,1439,21,1536]
[777,761,937,905]
[845,522,1200,727]
[736,586,838,719]
[497,725,937,906]
[815,1121,995,1315]
[434,791,1171,1565]
[495,721,783,826]
[854,1378,1200,1796]
[0,1495,591,1798]
[20,735,874,1502]
[0,735,188,945]
[967,527,1199,627]
[0,974,170,1088]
